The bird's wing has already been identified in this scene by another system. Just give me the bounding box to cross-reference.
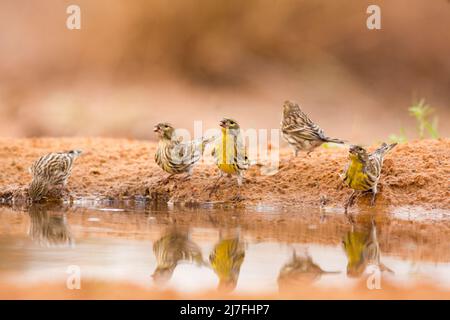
[173,139,203,165]
[284,121,325,141]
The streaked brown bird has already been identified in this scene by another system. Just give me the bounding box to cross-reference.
[277,250,339,291]
[152,229,204,285]
[28,204,74,247]
[281,100,345,156]
[28,150,82,202]
[342,143,397,213]
[154,122,215,180]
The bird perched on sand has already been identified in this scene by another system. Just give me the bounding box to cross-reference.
[342,142,397,213]
[209,236,246,292]
[277,250,339,291]
[209,118,249,200]
[342,219,393,277]
[152,229,204,285]
[28,150,82,202]
[154,122,215,180]
[281,100,345,156]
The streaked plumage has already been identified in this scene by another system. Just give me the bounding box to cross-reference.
[209,118,249,200]
[28,204,73,247]
[28,150,82,202]
[278,251,339,291]
[342,142,397,212]
[281,100,345,156]
[152,230,204,285]
[154,122,215,178]
[209,237,245,292]
[342,219,392,277]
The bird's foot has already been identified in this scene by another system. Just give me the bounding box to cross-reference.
[180,174,192,182]
[205,184,220,198]
[345,211,355,224]
[159,175,176,185]
[230,193,245,202]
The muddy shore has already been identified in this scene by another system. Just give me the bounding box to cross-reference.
[0,138,449,210]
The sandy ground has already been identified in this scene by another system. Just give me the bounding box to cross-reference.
[0,137,449,210]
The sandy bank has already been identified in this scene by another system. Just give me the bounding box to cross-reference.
[0,138,448,210]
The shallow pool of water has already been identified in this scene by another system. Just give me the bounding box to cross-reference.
[0,201,449,295]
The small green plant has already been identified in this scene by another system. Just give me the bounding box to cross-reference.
[388,127,408,144]
[408,99,439,139]
[388,99,440,143]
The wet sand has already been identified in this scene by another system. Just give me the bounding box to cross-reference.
[0,138,448,210]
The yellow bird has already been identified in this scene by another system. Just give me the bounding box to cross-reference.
[342,143,397,213]
[209,236,245,292]
[209,118,249,201]
[342,219,393,277]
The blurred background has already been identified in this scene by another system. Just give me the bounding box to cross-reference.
[0,0,449,143]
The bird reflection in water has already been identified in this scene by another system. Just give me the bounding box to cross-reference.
[152,228,204,286]
[28,204,74,247]
[278,249,339,291]
[342,218,393,278]
[209,230,246,293]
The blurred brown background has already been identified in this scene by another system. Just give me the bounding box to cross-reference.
[0,0,449,143]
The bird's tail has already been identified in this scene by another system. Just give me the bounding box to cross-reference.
[373,142,397,159]
[323,137,346,145]
[200,135,218,153]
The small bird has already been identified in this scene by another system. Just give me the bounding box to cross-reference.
[209,118,249,201]
[28,150,82,202]
[277,250,339,291]
[342,219,393,277]
[342,142,397,213]
[209,236,246,292]
[154,122,215,181]
[281,100,345,157]
[152,229,204,285]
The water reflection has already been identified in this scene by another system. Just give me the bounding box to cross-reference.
[0,202,449,295]
[209,231,246,292]
[342,219,392,278]
[278,250,339,291]
[152,228,204,286]
[28,204,74,247]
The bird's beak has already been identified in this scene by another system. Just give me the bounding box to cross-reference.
[219,120,227,128]
[153,126,160,133]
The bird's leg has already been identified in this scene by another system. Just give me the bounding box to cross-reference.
[160,174,176,185]
[344,191,358,214]
[280,149,297,170]
[370,184,378,206]
[230,175,245,202]
[207,173,223,198]
[180,168,193,181]
[181,174,191,181]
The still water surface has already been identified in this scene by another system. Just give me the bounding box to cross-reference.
[0,200,449,294]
